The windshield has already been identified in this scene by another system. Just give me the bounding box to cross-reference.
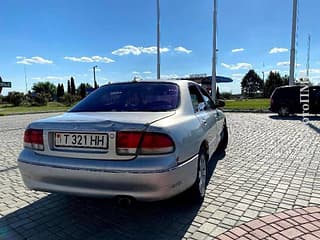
[70,82,179,112]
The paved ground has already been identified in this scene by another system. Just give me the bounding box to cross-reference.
[0,113,319,240]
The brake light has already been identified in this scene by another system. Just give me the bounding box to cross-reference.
[140,133,175,154]
[116,132,143,155]
[24,129,44,151]
[116,132,175,155]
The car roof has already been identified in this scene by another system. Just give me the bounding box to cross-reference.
[100,79,197,88]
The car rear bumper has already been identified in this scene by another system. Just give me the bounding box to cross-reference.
[18,154,198,201]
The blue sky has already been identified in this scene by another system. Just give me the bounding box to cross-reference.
[1,0,320,95]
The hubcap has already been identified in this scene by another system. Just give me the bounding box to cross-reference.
[280,107,288,116]
[198,154,207,197]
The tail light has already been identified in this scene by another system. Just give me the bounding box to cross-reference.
[116,131,175,155]
[24,129,44,151]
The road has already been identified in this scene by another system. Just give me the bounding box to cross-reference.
[0,113,319,239]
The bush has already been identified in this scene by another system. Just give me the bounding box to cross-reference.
[61,93,81,106]
[220,92,232,100]
[26,92,49,106]
[7,92,25,106]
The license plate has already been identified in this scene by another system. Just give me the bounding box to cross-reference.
[55,132,108,149]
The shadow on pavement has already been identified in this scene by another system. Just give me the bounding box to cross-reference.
[0,152,225,240]
[269,115,320,134]
[308,123,320,134]
[269,115,320,121]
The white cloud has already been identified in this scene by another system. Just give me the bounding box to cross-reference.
[16,56,53,65]
[161,74,180,79]
[112,45,169,56]
[31,76,68,81]
[277,61,301,67]
[132,71,140,74]
[299,68,320,75]
[143,71,152,74]
[64,56,114,63]
[88,68,101,72]
[231,73,243,80]
[221,62,252,70]
[174,46,192,54]
[231,48,244,53]
[269,47,288,54]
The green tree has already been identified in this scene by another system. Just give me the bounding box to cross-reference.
[241,70,264,97]
[263,71,287,97]
[32,81,56,100]
[8,91,25,106]
[67,80,71,94]
[216,87,221,99]
[78,83,87,99]
[56,83,65,101]
[70,77,76,95]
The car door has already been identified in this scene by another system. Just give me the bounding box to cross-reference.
[188,83,218,156]
[310,87,320,113]
[197,86,219,154]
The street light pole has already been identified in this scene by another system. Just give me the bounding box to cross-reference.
[157,0,161,80]
[211,0,217,100]
[93,65,98,88]
[289,0,297,85]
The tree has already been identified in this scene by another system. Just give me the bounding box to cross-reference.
[216,87,221,99]
[67,80,71,94]
[32,81,56,100]
[263,71,287,97]
[70,77,76,95]
[78,83,87,99]
[7,91,24,106]
[241,70,264,97]
[56,83,65,100]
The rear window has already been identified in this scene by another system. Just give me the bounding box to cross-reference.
[70,82,180,112]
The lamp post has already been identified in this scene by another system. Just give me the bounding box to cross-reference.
[93,65,98,88]
[211,0,217,100]
[289,0,297,85]
[157,0,160,79]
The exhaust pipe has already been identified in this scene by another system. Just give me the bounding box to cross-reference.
[116,196,134,207]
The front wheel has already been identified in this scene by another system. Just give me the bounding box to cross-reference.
[188,149,207,202]
[278,106,289,117]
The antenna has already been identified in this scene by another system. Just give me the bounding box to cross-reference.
[306,34,311,78]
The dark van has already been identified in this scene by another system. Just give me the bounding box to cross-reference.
[270,85,320,116]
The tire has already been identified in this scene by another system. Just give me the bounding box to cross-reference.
[278,106,289,117]
[189,148,207,202]
[216,123,228,153]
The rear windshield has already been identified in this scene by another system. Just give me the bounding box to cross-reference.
[70,82,180,112]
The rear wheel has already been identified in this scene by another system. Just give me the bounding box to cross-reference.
[189,149,207,202]
[278,106,289,117]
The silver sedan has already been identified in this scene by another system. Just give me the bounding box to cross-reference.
[18,80,228,202]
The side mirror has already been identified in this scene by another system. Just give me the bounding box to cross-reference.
[216,99,225,108]
[198,102,206,112]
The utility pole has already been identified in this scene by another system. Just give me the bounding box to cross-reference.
[93,65,98,88]
[289,0,298,85]
[157,0,161,79]
[211,0,217,100]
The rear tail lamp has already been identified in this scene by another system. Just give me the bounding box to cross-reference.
[24,129,44,151]
[116,131,175,155]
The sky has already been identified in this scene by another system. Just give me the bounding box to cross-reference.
[1,0,320,95]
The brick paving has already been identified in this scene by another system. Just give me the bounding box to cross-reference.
[0,113,319,240]
[217,206,320,239]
